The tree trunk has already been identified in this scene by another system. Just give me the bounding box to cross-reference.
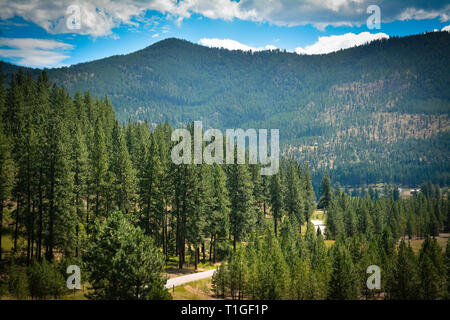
[47,159,55,261]
[37,175,43,261]
[274,216,278,237]
[13,194,20,253]
[75,223,79,257]
[178,244,183,269]
[194,246,198,270]
[86,195,90,227]
[202,242,205,262]
[26,204,31,264]
[213,235,217,264]
[26,156,31,265]
[263,201,266,217]
[209,234,213,262]
[164,208,168,260]
[30,202,35,261]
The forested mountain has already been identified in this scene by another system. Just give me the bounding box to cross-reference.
[1,31,449,187]
[0,53,449,301]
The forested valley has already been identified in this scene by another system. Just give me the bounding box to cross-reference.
[0,70,449,300]
[1,32,449,188]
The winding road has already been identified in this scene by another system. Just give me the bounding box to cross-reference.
[165,268,217,289]
[311,219,326,235]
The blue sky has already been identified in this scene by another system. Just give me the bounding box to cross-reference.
[0,0,449,68]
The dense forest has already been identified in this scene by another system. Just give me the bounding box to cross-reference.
[0,70,449,300]
[1,32,449,187]
[212,176,450,300]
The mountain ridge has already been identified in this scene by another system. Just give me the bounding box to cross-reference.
[1,32,449,187]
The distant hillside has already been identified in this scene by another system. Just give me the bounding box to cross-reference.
[1,32,450,187]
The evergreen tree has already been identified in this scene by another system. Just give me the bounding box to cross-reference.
[84,211,170,300]
[318,172,332,210]
[44,86,76,259]
[71,125,89,257]
[88,119,109,221]
[284,160,305,226]
[344,207,358,237]
[301,163,315,222]
[387,240,420,299]
[269,172,284,236]
[110,121,137,213]
[325,198,344,240]
[0,125,15,261]
[328,242,358,300]
[418,236,446,299]
[227,161,255,250]
[207,165,230,263]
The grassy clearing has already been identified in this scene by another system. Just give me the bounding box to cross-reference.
[400,233,449,254]
[1,233,13,252]
[324,240,335,248]
[165,255,218,279]
[171,278,216,300]
[311,210,325,220]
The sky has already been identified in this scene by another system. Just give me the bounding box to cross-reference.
[0,0,449,68]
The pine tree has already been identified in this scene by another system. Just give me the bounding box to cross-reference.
[328,242,358,299]
[255,230,289,299]
[301,163,315,222]
[269,172,284,236]
[186,163,208,270]
[110,121,137,213]
[227,161,255,250]
[344,207,358,237]
[0,124,15,261]
[139,131,161,234]
[289,259,316,299]
[44,86,76,259]
[34,72,52,261]
[418,236,445,299]
[88,119,109,221]
[84,210,170,300]
[207,164,230,263]
[71,125,89,257]
[387,240,420,299]
[284,160,304,226]
[249,164,265,233]
[325,198,344,240]
[318,172,332,210]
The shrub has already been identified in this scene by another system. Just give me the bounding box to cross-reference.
[27,259,66,299]
[215,241,233,261]
[8,264,29,299]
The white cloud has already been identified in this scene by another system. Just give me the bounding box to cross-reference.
[198,38,276,51]
[264,45,277,50]
[0,38,73,68]
[0,1,449,37]
[294,32,389,55]
[152,33,160,38]
[238,1,450,29]
[199,33,389,55]
[442,25,450,32]
[397,7,450,22]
